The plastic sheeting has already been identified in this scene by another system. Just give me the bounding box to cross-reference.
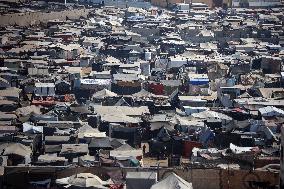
[150,173,193,189]
[23,122,43,133]
[56,173,111,188]
[0,143,32,157]
[110,144,142,160]
[230,143,259,154]
[92,89,117,99]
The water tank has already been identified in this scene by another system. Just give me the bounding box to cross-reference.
[144,51,152,61]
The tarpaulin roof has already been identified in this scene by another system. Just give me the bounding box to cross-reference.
[258,106,284,117]
[92,89,118,99]
[38,154,67,163]
[15,105,41,117]
[0,112,17,121]
[23,122,43,134]
[77,124,106,138]
[100,114,141,123]
[0,143,32,157]
[110,144,142,160]
[230,143,259,154]
[89,137,112,149]
[150,173,193,189]
[0,87,21,98]
[132,89,156,98]
[60,144,89,155]
[192,110,233,121]
[93,105,149,116]
[56,173,112,188]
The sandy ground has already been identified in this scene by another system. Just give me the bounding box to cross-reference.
[141,142,190,167]
[141,142,168,167]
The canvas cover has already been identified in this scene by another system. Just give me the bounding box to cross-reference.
[150,173,193,189]
[56,173,112,188]
[23,122,43,133]
[0,143,32,157]
[92,89,118,99]
[110,143,142,160]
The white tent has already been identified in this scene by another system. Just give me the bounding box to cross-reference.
[56,173,112,188]
[259,106,284,117]
[191,110,232,121]
[77,124,106,139]
[150,173,193,189]
[92,89,117,100]
[23,122,43,134]
[110,143,142,160]
[132,89,156,98]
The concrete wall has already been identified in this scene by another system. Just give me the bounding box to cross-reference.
[0,8,91,27]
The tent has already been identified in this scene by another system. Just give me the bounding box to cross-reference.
[23,122,43,134]
[77,124,106,139]
[89,137,113,155]
[258,106,284,117]
[92,89,117,100]
[56,173,112,188]
[126,172,157,189]
[191,110,232,121]
[0,143,32,165]
[0,143,32,157]
[150,173,193,189]
[15,105,41,117]
[132,89,156,98]
[110,143,142,160]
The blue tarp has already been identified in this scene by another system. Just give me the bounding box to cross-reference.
[189,78,209,85]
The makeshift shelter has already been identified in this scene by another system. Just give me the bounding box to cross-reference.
[45,135,70,145]
[23,122,43,134]
[16,105,41,122]
[126,172,157,189]
[77,154,98,166]
[0,77,10,89]
[110,143,142,160]
[110,124,142,147]
[0,87,21,101]
[0,143,32,165]
[36,153,68,166]
[0,112,17,121]
[93,105,149,116]
[89,137,113,155]
[45,145,62,154]
[56,173,112,188]
[114,97,131,106]
[150,172,193,189]
[192,110,234,131]
[0,100,18,112]
[149,114,175,131]
[92,89,118,100]
[258,106,284,117]
[132,89,156,98]
[77,124,106,142]
[60,144,89,161]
